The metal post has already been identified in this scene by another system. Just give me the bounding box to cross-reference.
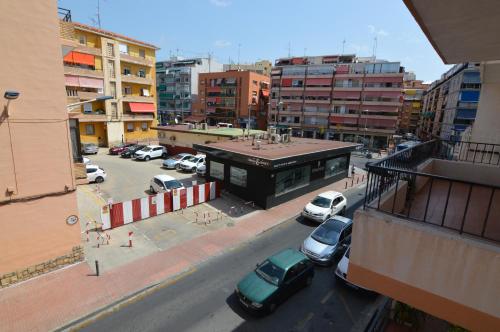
[391,172,400,214]
[422,177,434,222]
[441,180,453,227]
[481,188,495,237]
[459,184,473,234]
[95,260,100,276]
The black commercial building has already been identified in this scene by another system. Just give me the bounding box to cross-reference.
[194,137,358,209]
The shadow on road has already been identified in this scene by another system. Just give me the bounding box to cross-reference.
[295,215,319,227]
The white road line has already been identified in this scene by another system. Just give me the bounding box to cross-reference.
[320,289,334,304]
[294,312,314,330]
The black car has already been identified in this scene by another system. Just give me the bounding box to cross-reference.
[120,144,145,158]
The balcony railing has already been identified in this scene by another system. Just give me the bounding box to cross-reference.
[364,139,500,244]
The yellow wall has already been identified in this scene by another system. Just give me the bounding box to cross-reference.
[122,83,153,96]
[95,56,102,70]
[125,43,156,62]
[75,30,100,48]
[123,121,157,142]
[79,122,106,145]
[121,63,152,78]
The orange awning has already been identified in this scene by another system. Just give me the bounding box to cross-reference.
[261,90,269,97]
[129,102,155,113]
[63,51,95,66]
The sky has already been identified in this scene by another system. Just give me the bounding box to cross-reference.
[58,0,452,82]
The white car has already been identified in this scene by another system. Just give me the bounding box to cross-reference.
[83,157,91,165]
[179,154,206,173]
[301,191,347,223]
[134,145,167,161]
[150,175,185,194]
[196,162,206,176]
[335,247,371,291]
[86,164,106,183]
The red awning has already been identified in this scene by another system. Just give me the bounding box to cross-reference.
[261,90,269,97]
[129,102,155,113]
[63,51,95,66]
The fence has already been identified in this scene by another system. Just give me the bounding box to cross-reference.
[101,181,220,230]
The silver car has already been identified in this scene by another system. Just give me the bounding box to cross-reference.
[300,216,353,265]
[81,143,98,155]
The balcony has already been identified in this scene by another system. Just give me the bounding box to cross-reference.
[68,112,107,122]
[120,53,155,67]
[64,66,103,78]
[122,95,155,103]
[60,38,102,56]
[349,139,500,332]
[122,112,155,122]
[121,75,153,85]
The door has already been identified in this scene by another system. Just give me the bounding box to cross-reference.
[153,178,165,192]
[331,197,342,215]
[152,147,162,158]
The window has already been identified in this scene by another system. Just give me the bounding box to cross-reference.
[141,122,148,131]
[78,35,86,45]
[253,80,258,85]
[86,167,97,174]
[275,165,310,196]
[83,103,93,114]
[230,166,247,187]
[139,49,146,58]
[123,67,131,75]
[141,88,150,97]
[109,82,117,98]
[292,79,303,87]
[119,44,128,54]
[138,69,146,78]
[106,43,114,57]
[127,123,134,132]
[325,156,347,178]
[123,86,132,95]
[210,161,224,180]
[85,124,95,135]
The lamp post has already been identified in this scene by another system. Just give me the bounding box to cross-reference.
[276,101,283,131]
[362,109,369,148]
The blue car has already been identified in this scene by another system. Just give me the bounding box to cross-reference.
[162,153,193,169]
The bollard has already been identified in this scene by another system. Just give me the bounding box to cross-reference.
[86,222,90,242]
[357,177,359,184]
[95,260,100,276]
[97,234,100,248]
[106,233,110,245]
[362,174,365,182]
[128,231,133,247]
[345,181,348,189]
[351,178,354,187]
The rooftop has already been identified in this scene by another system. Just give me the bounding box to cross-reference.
[196,136,358,160]
[152,125,265,138]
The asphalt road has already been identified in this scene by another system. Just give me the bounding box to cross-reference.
[80,187,377,332]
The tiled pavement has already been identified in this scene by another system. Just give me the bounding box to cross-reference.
[0,171,366,332]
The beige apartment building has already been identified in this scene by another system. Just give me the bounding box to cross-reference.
[60,16,159,147]
[0,1,83,287]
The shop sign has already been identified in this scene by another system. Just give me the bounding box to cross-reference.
[247,157,271,167]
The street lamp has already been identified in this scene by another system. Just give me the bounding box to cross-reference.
[362,109,369,148]
[276,101,283,131]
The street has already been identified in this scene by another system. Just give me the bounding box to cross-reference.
[80,189,378,332]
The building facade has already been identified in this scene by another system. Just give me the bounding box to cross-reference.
[156,57,223,125]
[195,71,270,129]
[223,60,272,76]
[400,75,428,134]
[269,55,404,149]
[418,63,481,141]
[60,18,159,147]
[0,2,83,287]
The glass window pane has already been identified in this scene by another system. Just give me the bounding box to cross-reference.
[275,165,310,196]
[325,156,347,178]
[210,161,224,180]
[230,166,247,187]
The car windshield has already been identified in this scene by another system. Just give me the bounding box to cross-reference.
[311,221,342,245]
[141,147,152,152]
[187,156,199,162]
[164,180,183,190]
[255,260,285,286]
[311,196,332,208]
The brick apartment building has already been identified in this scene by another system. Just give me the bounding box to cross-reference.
[400,73,428,134]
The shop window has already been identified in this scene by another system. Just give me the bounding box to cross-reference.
[210,161,224,180]
[141,122,148,131]
[127,123,134,132]
[230,166,247,187]
[85,124,95,135]
[275,165,310,196]
[325,156,347,178]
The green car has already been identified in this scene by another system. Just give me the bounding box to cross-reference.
[235,248,315,313]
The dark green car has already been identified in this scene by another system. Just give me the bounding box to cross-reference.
[235,248,314,313]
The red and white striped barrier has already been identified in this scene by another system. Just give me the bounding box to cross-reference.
[101,181,221,230]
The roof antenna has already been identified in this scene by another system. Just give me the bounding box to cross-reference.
[372,36,378,58]
[90,0,102,28]
[287,41,291,57]
[342,38,346,55]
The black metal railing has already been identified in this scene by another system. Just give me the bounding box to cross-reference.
[58,7,72,22]
[364,139,500,244]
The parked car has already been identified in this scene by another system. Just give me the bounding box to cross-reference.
[86,164,106,183]
[196,162,206,176]
[300,215,352,265]
[120,144,145,158]
[235,248,314,314]
[301,191,347,223]
[134,145,167,161]
[149,175,185,194]
[81,143,98,155]
[162,153,193,169]
[335,247,371,291]
[179,154,206,172]
[109,143,135,155]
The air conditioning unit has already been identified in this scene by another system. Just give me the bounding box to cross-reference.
[201,123,208,130]
[187,123,194,130]
[271,134,281,143]
[281,134,289,143]
[270,127,277,135]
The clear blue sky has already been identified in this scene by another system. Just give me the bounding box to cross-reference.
[58,0,451,82]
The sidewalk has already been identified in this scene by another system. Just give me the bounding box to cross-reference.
[0,171,367,332]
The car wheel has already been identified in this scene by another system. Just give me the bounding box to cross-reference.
[150,186,155,194]
[340,207,346,216]
[191,167,196,173]
[305,276,313,286]
[162,153,167,158]
[175,164,181,170]
[145,156,150,161]
[95,176,104,183]
[268,303,277,314]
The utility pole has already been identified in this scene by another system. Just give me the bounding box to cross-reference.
[372,36,378,58]
[237,43,241,67]
[96,0,101,28]
[208,52,212,73]
[287,42,291,57]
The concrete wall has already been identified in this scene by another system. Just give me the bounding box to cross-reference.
[0,0,82,278]
[349,209,500,331]
[157,130,231,149]
[431,159,500,187]
[107,121,125,145]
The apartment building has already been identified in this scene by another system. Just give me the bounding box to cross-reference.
[347,1,500,331]
[418,63,481,141]
[269,55,404,149]
[60,15,159,147]
[223,60,272,76]
[195,71,270,129]
[156,57,223,124]
[400,74,428,134]
[0,2,82,287]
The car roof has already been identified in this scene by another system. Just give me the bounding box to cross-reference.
[86,164,99,169]
[268,248,307,270]
[146,145,162,148]
[177,153,192,156]
[316,191,342,199]
[154,174,177,182]
[324,216,352,230]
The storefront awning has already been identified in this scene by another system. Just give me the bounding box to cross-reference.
[129,102,155,113]
[63,51,95,66]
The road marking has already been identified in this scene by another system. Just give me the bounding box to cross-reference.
[337,291,355,324]
[320,289,334,304]
[80,185,107,205]
[294,312,314,330]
